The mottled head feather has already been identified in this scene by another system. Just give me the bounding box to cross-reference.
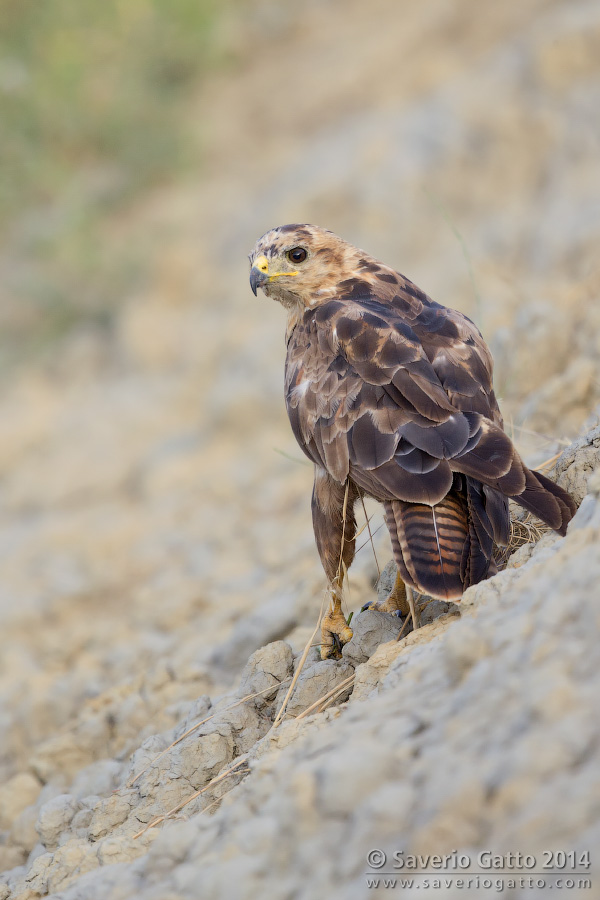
[248,224,400,317]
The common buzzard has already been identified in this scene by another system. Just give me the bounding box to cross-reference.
[249,224,576,658]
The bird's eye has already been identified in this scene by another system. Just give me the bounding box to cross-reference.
[287,247,307,264]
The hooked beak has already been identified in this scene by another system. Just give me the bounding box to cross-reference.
[249,255,270,295]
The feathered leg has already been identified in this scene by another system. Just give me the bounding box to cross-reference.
[377,501,422,631]
[311,467,357,659]
[405,585,420,634]
[363,569,411,617]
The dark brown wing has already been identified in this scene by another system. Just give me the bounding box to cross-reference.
[285,294,575,543]
[287,298,460,497]
[287,297,475,500]
[381,277,544,546]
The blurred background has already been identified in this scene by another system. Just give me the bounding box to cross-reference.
[1,0,599,785]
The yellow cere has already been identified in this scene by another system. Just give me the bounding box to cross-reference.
[252,255,298,280]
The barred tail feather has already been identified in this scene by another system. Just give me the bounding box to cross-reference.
[386,492,473,600]
[383,502,414,589]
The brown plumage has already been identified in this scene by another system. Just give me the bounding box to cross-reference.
[249,224,576,655]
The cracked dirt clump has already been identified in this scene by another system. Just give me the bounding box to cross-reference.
[1,432,599,898]
[2,1,600,897]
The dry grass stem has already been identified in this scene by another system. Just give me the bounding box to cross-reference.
[319,679,357,713]
[353,515,374,541]
[495,513,549,570]
[511,424,570,447]
[355,521,385,556]
[295,674,355,720]
[534,451,562,471]
[360,494,381,578]
[126,680,290,788]
[272,595,326,728]
[132,755,250,839]
[395,612,413,642]
[336,480,350,580]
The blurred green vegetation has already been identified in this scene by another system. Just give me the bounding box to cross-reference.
[0,0,223,225]
[0,0,232,367]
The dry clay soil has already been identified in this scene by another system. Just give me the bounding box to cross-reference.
[2,1,600,898]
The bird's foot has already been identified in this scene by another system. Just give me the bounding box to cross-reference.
[362,573,421,634]
[360,596,413,638]
[321,600,353,660]
[361,596,407,616]
[362,571,412,616]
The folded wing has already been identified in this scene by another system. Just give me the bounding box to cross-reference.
[286,291,575,599]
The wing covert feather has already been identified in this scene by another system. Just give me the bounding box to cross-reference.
[285,298,483,501]
[285,285,575,536]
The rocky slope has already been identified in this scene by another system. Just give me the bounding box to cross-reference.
[1,1,600,897]
[1,429,599,899]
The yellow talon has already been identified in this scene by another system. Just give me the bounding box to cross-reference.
[321,594,353,659]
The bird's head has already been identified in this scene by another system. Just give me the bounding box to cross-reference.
[248,224,361,311]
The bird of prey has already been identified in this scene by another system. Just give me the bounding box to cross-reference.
[249,224,576,658]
